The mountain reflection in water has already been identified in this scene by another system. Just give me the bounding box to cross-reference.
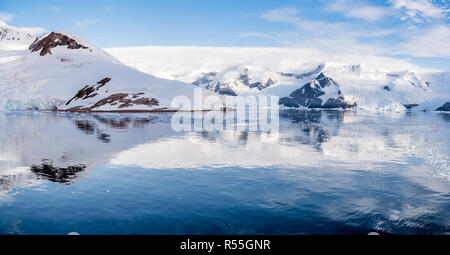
[31,160,86,184]
[0,110,448,235]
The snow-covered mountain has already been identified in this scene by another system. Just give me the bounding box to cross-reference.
[0,20,37,50]
[0,21,448,113]
[272,64,448,111]
[105,46,450,112]
[0,23,217,112]
[279,72,356,109]
[192,65,278,96]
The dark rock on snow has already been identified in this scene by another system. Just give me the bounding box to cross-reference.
[29,32,89,56]
[404,104,419,110]
[436,102,450,111]
[66,78,112,105]
[193,72,217,86]
[64,77,160,112]
[194,69,277,96]
[279,73,356,109]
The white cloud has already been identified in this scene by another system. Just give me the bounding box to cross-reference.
[0,15,46,36]
[18,26,47,36]
[399,25,450,58]
[259,6,450,60]
[261,8,301,25]
[327,0,392,22]
[49,6,60,12]
[260,8,395,55]
[262,7,394,37]
[75,19,101,28]
[104,6,117,11]
[389,0,448,20]
[238,32,271,38]
[0,11,15,22]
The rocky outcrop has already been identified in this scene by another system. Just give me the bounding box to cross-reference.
[193,72,217,86]
[436,102,450,111]
[235,72,276,90]
[279,73,356,109]
[0,24,34,42]
[66,78,112,105]
[65,92,160,112]
[192,72,238,95]
[194,68,278,96]
[29,32,89,56]
[206,82,238,96]
[64,77,160,112]
[91,93,159,109]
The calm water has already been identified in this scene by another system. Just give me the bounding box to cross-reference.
[0,110,449,235]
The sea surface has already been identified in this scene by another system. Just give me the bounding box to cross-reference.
[0,110,449,235]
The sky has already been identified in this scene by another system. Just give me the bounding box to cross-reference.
[0,0,449,70]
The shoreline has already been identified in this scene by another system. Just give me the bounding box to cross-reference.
[59,108,234,113]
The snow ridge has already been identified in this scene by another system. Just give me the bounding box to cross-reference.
[0,26,219,112]
[0,21,36,50]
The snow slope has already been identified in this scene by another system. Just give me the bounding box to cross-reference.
[0,20,39,51]
[0,24,218,112]
[105,46,450,111]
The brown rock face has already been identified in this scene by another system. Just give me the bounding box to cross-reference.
[29,32,89,56]
[65,93,160,112]
[66,78,112,105]
[91,93,160,109]
[64,77,160,112]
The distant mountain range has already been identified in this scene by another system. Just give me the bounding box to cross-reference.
[105,45,450,112]
[0,21,449,112]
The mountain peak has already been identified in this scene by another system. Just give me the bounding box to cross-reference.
[0,21,34,43]
[316,72,326,80]
[29,32,90,56]
[315,72,338,88]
